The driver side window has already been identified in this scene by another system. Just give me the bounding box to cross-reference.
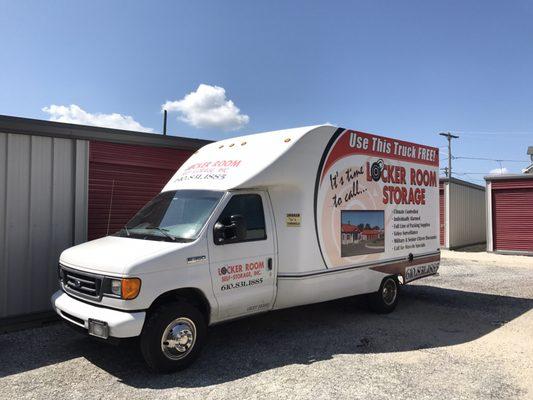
[216,194,266,243]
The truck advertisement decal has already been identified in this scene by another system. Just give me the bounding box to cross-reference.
[217,260,266,291]
[170,159,243,183]
[315,129,439,269]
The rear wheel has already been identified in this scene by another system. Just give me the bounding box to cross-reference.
[367,276,399,314]
[140,301,206,373]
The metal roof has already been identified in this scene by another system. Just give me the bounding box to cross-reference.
[0,114,211,150]
[484,173,533,181]
[439,176,485,191]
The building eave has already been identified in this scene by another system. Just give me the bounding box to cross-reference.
[484,173,533,181]
[0,114,212,150]
[439,176,485,190]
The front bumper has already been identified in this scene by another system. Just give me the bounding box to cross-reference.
[51,290,146,338]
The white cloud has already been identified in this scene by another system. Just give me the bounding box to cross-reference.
[489,167,510,175]
[42,104,154,132]
[162,84,249,131]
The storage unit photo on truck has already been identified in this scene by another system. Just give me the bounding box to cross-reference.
[51,125,440,372]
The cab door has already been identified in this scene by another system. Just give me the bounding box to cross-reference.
[208,191,277,320]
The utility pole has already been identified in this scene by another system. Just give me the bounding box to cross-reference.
[439,132,459,178]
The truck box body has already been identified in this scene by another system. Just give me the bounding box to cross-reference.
[163,125,440,309]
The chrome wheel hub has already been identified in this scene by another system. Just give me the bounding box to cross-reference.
[382,279,397,306]
[161,317,196,360]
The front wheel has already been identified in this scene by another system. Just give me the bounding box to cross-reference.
[367,276,399,314]
[140,301,206,373]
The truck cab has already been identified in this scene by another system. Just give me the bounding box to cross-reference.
[53,188,279,371]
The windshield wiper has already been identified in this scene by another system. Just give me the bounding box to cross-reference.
[121,225,130,236]
[150,227,178,241]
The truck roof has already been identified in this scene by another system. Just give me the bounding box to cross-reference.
[163,125,333,191]
[163,125,439,192]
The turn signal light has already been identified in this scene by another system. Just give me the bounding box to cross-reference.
[121,278,141,300]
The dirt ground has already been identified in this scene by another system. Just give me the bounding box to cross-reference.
[0,250,532,400]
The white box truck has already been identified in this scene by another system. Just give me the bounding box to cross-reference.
[51,125,440,372]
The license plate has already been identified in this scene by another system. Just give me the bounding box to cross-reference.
[405,262,439,282]
[88,319,109,339]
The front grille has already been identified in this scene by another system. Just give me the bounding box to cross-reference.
[60,266,103,301]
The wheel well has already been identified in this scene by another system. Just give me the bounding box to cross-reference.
[149,288,211,324]
[386,274,403,286]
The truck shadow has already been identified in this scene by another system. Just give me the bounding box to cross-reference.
[1,284,532,388]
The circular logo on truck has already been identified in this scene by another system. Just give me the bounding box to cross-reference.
[370,159,384,181]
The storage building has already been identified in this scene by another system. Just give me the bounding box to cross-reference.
[439,177,486,249]
[485,174,533,255]
[0,115,209,325]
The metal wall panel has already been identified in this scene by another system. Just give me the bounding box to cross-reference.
[28,136,54,313]
[0,132,88,319]
[491,179,533,190]
[0,134,6,316]
[448,182,486,248]
[439,183,445,246]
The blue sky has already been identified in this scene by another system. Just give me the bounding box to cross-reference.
[342,211,384,229]
[1,0,532,183]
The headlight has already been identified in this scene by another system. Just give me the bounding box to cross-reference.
[110,279,122,296]
[105,278,141,300]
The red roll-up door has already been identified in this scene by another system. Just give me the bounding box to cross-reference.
[492,179,533,252]
[439,186,445,246]
[88,141,193,240]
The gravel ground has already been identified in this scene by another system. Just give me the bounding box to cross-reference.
[1,252,532,400]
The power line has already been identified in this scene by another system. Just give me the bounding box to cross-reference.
[450,130,533,136]
[453,171,509,175]
[440,172,486,184]
[454,172,494,175]
[453,156,528,163]
[463,175,486,183]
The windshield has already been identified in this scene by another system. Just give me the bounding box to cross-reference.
[114,190,223,242]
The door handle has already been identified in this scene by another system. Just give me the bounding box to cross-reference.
[267,257,273,270]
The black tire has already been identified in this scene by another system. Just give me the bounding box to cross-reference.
[140,301,206,373]
[367,276,399,314]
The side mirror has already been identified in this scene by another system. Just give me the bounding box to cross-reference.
[213,214,247,244]
[229,214,247,241]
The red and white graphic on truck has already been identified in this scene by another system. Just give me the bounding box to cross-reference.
[218,260,266,290]
[172,159,243,182]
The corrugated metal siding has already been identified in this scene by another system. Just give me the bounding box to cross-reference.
[0,132,88,318]
[492,179,533,252]
[491,178,533,190]
[448,182,486,248]
[439,186,445,246]
[88,141,193,240]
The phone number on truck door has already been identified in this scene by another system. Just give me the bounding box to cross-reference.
[221,278,264,291]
